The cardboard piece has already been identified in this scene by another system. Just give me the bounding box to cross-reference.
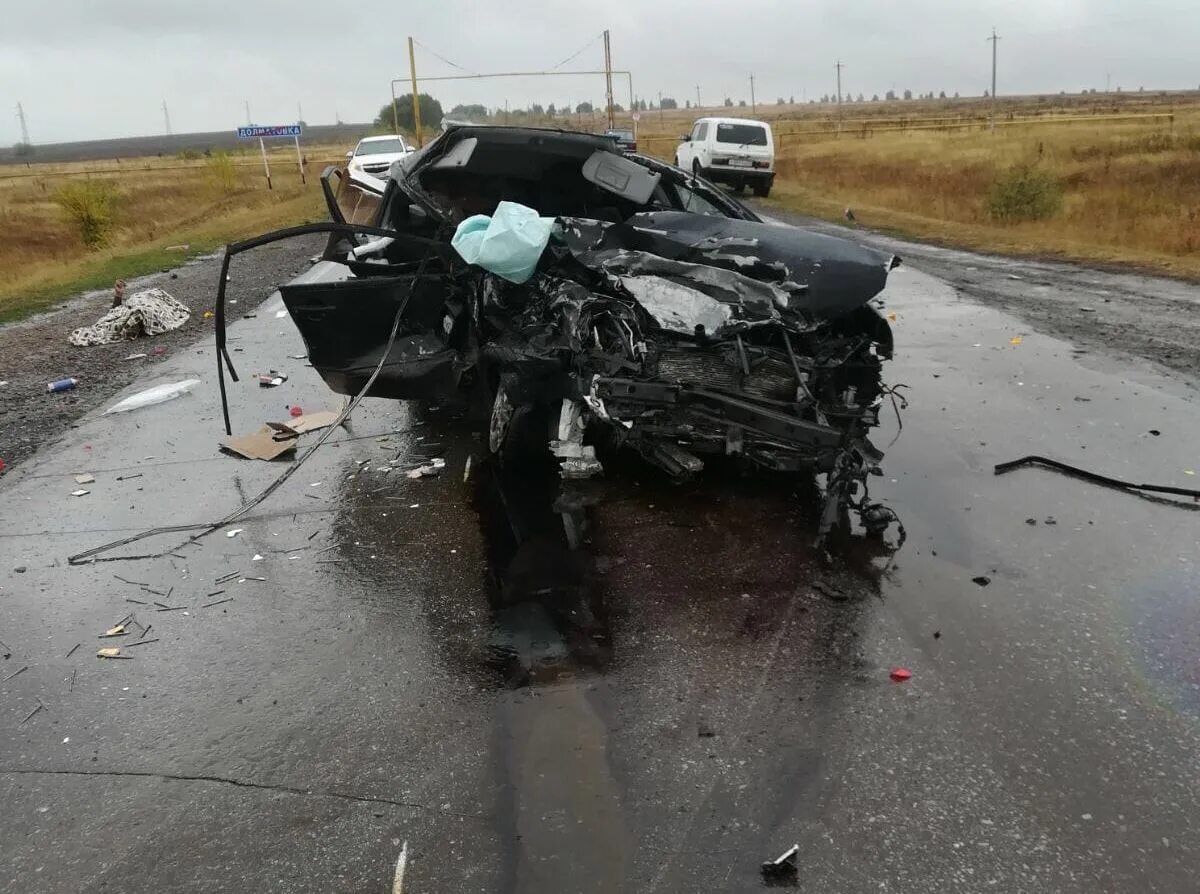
[286,411,339,434]
[221,425,298,461]
[220,411,339,461]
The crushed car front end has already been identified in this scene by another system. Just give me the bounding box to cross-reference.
[221,126,903,543]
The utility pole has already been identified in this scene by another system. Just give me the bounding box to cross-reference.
[16,101,30,145]
[1106,72,1111,93]
[695,85,701,109]
[988,28,1000,132]
[658,90,664,125]
[749,74,756,113]
[162,100,172,135]
[297,101,304,124]
[408,35,423,146]
[244,100,252,125]
[835,60,845,134]
[603,29,615,130]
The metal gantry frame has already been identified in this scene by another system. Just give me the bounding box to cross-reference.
[391,33,635,147]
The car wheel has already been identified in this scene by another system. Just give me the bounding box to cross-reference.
[753,181,771,198]
[692,159,702,179]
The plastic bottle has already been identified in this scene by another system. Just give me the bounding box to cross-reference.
[48,378,78,393]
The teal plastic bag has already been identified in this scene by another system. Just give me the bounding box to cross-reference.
[450,201,555,284]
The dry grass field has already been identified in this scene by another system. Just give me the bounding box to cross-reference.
[3,91,1197,322]
[0,144,341,321]
[629,92,1200,276]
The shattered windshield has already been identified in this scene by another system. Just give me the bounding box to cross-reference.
[356,138,407,156]
[715,123,768,146]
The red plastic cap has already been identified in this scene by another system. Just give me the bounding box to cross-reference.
[890,668,912,682]
[289,406,303,418]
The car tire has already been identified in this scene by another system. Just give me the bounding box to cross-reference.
[692,159,702,179]
[753,181,771,198]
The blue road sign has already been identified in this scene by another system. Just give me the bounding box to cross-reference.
[237,124,303,139]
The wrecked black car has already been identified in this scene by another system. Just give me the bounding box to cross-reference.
[215,125,903,541]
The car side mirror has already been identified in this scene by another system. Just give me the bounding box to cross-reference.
[345,151,353,160]
[680,134,691,142]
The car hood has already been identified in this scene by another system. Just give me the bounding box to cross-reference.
[558,210,899,323]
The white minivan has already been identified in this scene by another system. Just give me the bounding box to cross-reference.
[674,117,775,197]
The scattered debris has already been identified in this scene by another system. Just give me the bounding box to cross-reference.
[697,723,716,738]
[761,845,800,882]
[890,667,913,682]
[13,565,25,573]
[932,630,941,640]
[123,638,159,648]
[73,473,95,484]
[96,647,124,658]
[116,473,143,481]
[47,377,78,393]
[1078,306,1097,313]
[124,353,147,361]
[3,665,30,684]
[1025,518,1038,525]
[65,643,81,657]
[104,379,200,415]
[69,288,190,346]
[972,576,991,587]
[1009,336,1023,346]
[226,529,244,538]
[252,554,264,561]
[1149,429,1161,437]
[221,412,337,461]
[406,463,441,479]
[100,625,126,638]
[71,489,90,497]
[256,371,289,387]
[21,702,44,724]
[202,597,233,608]
[289,406,304,418]
[1044,516,1058,525]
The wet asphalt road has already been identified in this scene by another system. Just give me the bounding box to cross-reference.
[3,234,1200,893]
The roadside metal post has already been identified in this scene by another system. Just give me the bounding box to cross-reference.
[390,79,401,138]
[603,29,615,130]
[294,133,305,184]
[258,137,272,190]
[408,36,423,147]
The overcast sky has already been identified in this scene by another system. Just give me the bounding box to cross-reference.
[4,0,1197,144]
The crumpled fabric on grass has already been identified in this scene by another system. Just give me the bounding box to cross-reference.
[69,288,190,346]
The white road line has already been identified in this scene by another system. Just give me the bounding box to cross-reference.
[391,840,408,894]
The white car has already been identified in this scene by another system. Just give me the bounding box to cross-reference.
[345,135,412,178]
[674,117,775,197]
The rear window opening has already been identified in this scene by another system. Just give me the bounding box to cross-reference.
[715,123,768,146]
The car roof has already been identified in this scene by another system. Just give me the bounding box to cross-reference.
[358,135,405,143]
[696,117,772,127]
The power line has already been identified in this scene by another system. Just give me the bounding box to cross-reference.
[550,32,603,71]
[412,39,479,75]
